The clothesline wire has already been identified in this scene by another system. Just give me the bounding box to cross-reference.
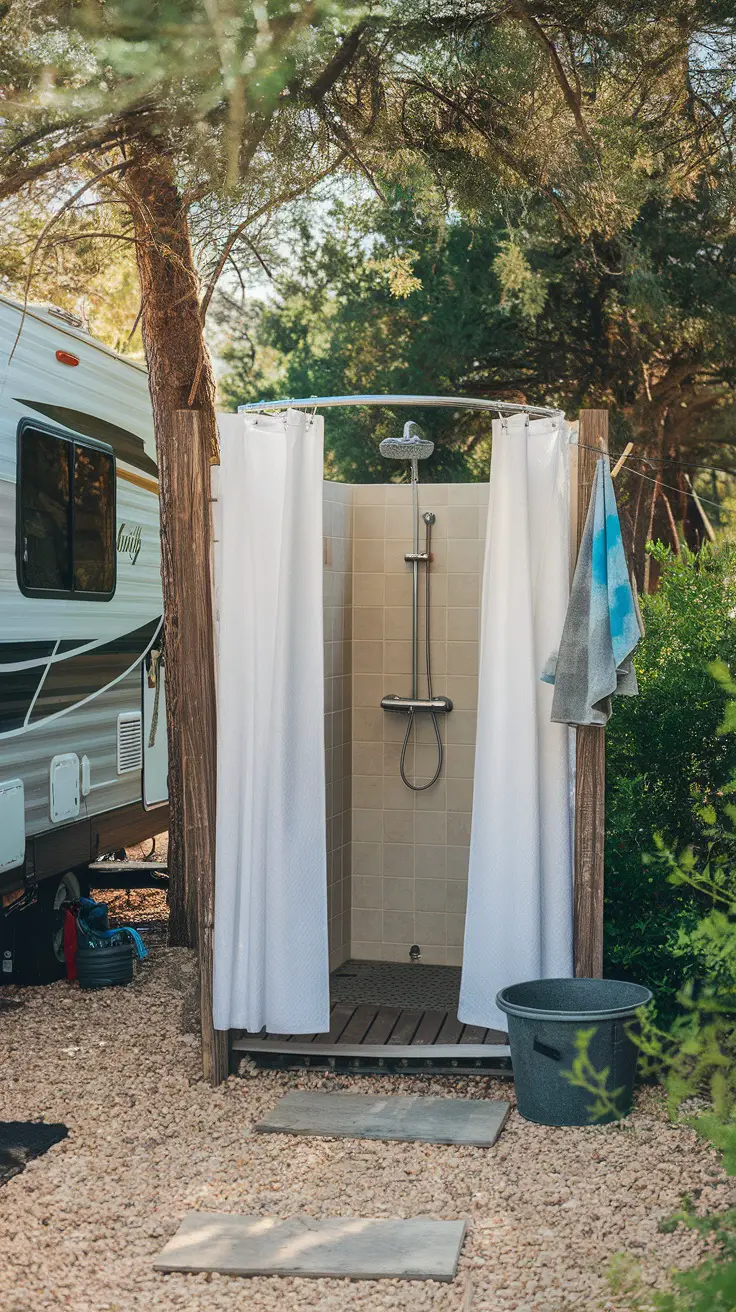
[617,464,729,514]
[575,440,732,515]
[575,439,736,482]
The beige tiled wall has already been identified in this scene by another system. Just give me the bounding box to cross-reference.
[323,481,353,969]
[349,482,489,966]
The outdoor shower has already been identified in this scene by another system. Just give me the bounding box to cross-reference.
[378,421,452,790]
[239,395,565,792]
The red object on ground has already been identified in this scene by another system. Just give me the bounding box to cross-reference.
[63,909,78,981]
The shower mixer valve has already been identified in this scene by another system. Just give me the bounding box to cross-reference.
[381,694,453,714]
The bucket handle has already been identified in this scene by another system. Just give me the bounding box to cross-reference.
[533,1037,561,1061]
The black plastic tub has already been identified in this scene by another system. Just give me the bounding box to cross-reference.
[497,978,653,1126]
[76,943,134,990]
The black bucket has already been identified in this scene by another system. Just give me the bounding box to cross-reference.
[497,978,653,1126]
[76,943,134,991]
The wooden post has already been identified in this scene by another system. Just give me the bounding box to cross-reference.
[573,409,608,978]
[168,410,229,1085]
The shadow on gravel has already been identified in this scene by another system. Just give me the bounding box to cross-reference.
[0,1122,69,1186]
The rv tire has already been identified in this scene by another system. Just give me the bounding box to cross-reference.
[19,871,83,985]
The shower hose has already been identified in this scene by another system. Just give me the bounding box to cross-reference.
[400,515,443,791]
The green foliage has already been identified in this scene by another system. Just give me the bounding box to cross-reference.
[561,1026,629,1122]
[599,641,736,1312]
[219,191,510,481]
[218,171,736,509]
[0,187,144,353]
[655,1204,736,1312]
[493,239,549,319]
[606,1214,736,1312]
[0,0,367,192]
[605,544,736,1013]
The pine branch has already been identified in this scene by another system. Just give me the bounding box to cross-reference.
[510,2,596,153]
[198,153,347,321]
[0,125,139,202]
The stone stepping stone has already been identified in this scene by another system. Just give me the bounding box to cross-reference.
[153,1212,467,1281]
[254,1091,510,1146]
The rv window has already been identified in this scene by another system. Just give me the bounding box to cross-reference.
[18,425,115,598]
[73,444,115,593]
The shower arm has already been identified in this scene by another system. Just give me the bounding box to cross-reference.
[239,393,563,421]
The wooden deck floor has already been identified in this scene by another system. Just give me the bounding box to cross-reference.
[232,1001,510,1072]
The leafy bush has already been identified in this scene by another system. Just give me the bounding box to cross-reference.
[597,653,736,1311]
[576,834,736,1309]
[605,543,736,1014]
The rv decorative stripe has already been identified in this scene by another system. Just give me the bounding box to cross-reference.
[117,468,159,494]
[0,618,162,735]
[14,400,158,477]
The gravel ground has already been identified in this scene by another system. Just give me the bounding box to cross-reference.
[1,946,734,1312]
[91,835,170,943]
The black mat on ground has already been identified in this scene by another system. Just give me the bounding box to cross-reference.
[0,1122,69,1186]
[330,960,461,1010]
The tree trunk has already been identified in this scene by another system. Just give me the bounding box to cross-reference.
[125,144,228,1083]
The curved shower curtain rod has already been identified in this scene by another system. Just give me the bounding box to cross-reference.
[238,393,564,421]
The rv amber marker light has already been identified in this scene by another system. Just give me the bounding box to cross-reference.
[55,349,79,367]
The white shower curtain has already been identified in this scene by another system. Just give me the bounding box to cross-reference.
[212,409,330,1035]
[458,413,573,1032]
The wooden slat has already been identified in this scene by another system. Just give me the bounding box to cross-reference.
[88,860,168,874]
[238,1027,267,1045]
[313,1003,356,1044]
[231,1037,511,1061]
[337,1004,379,1044]
[267,1032,319,1042]
[574,408,608,979]
[484,1029,508,1044]
[387,1008,423,1045]
[436,1013,464,1044]
[363,1006,402,1044]
[411,1010,447,1045]
[459,1025,488,1044]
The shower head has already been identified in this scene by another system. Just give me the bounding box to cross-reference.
[379,420,434,462]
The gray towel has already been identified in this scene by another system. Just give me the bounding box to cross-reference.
[543,458,641,726]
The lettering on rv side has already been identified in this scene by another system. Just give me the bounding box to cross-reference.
[116,522,143,564]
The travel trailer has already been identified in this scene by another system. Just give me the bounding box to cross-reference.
[0,294,168,982]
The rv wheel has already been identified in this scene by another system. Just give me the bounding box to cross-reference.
[19,871,83,985]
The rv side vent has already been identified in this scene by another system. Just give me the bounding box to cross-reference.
[117,712,143,775]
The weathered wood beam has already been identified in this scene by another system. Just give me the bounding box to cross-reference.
[573,408,608,978]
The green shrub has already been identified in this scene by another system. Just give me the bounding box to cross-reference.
[598,648,736,1311]
[605,543,736,1014]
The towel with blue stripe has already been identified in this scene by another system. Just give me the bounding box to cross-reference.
[543,456,641,726]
